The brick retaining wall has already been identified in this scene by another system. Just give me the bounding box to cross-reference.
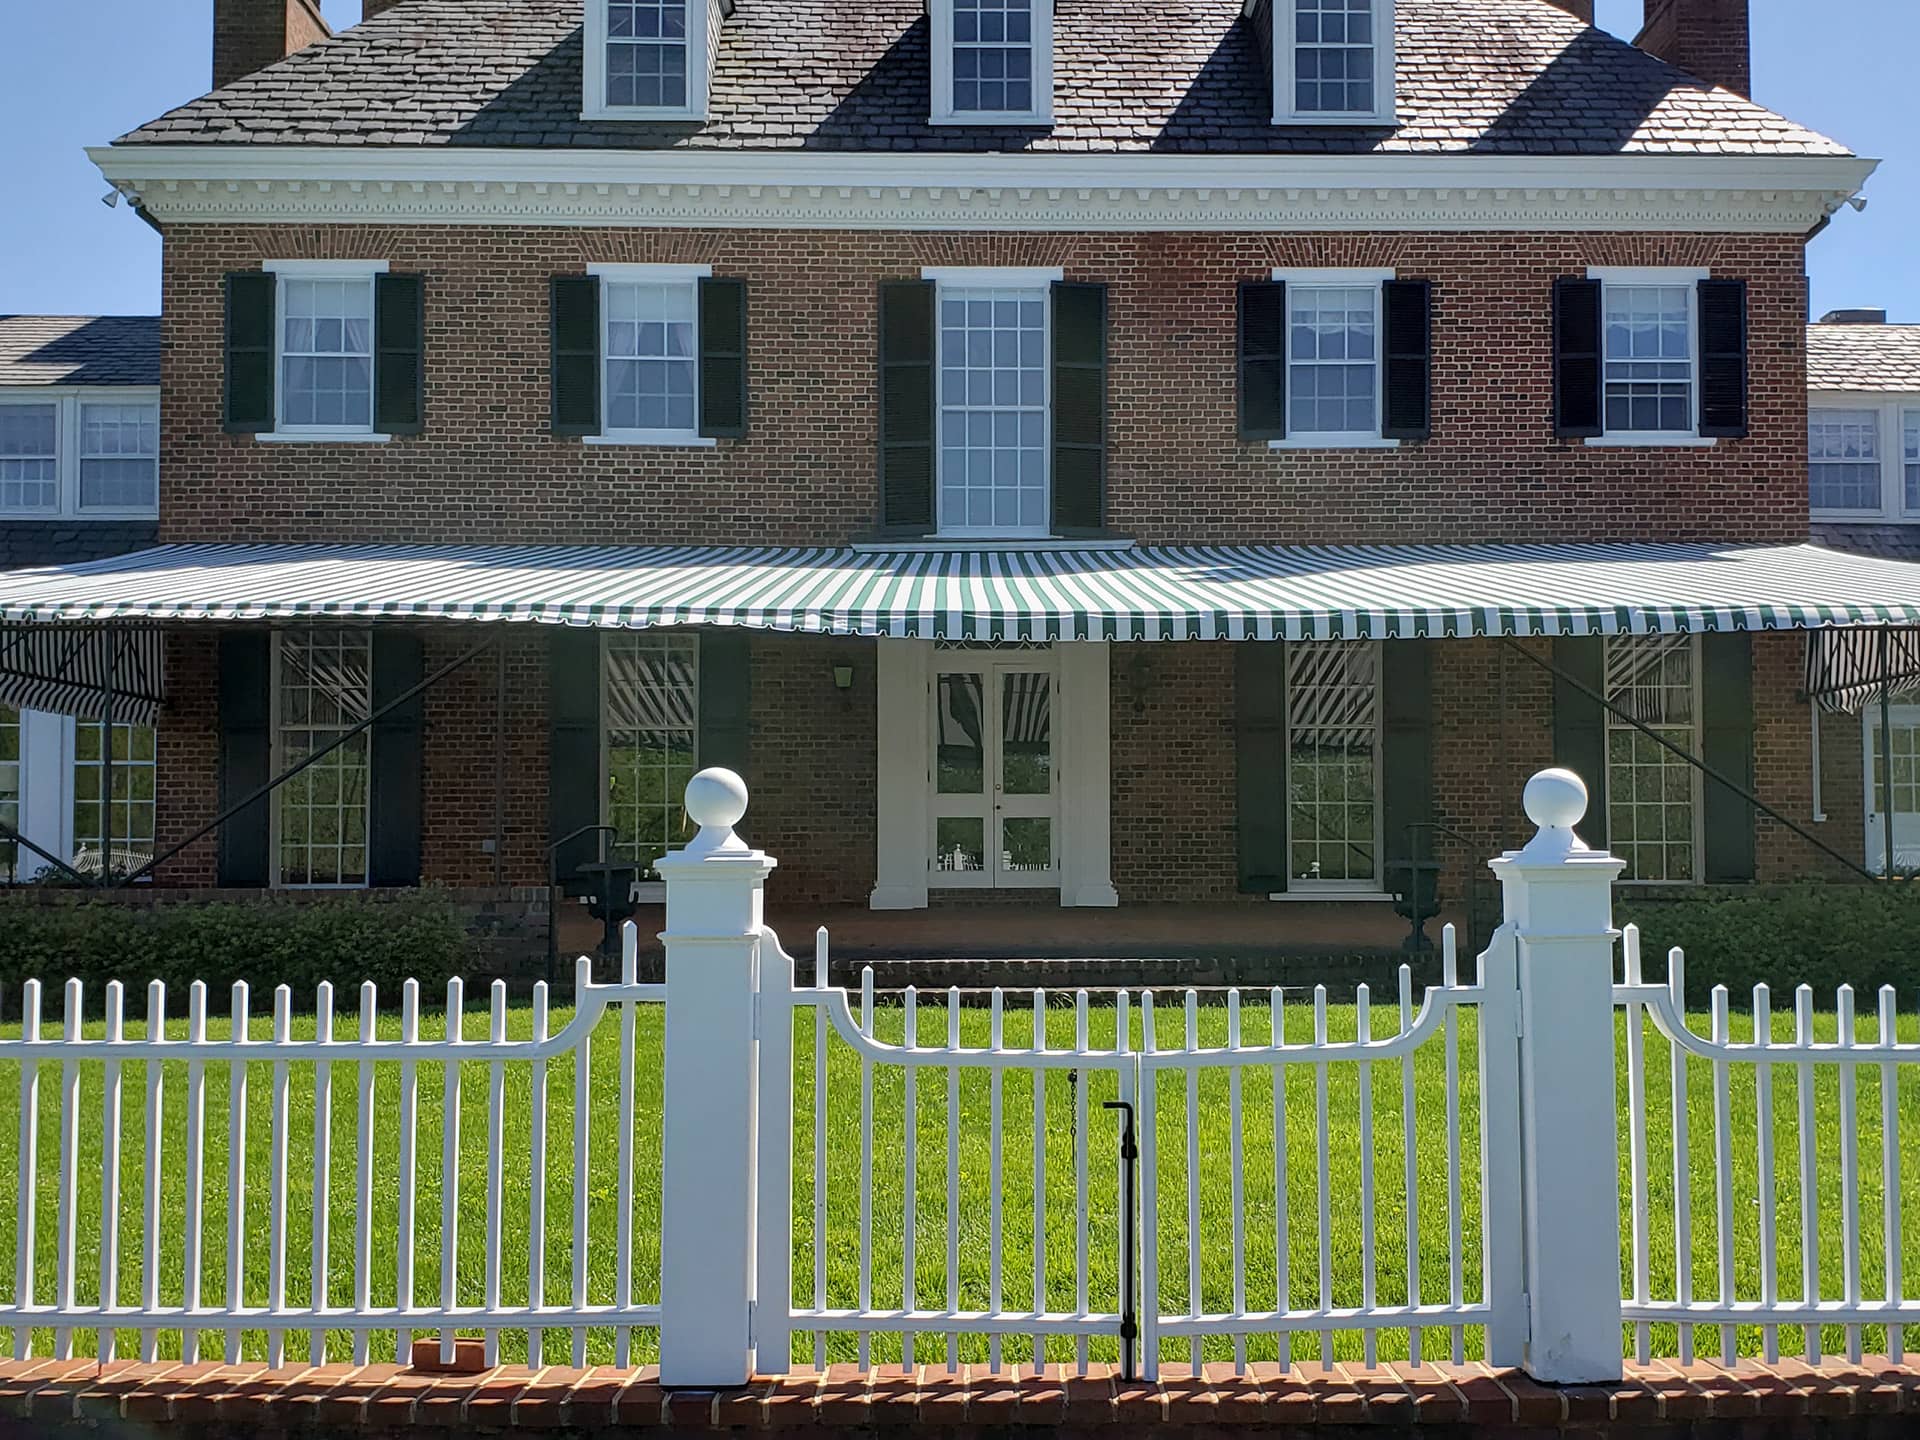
[6,1356,1918,1437]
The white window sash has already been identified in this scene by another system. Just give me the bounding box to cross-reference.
[270,628,375,891]
[1807,392,1920,522]
[929,0,1055,124]
[1269,267,1394,446]
[589,263,712,445]
[263,262,387,439]
[76,401,160,514]
[1284,639,1385,894]
[1273,0,1396,126]
[1584,266,1709,445]
[583,0,710,120]
[0,390,160,519]
[0,400,61,515]
[1603,635,1703,887]
[600,632,701,896]
[927,269,1058,539]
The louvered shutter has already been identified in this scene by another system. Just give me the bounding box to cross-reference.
[1697,279,1749,439]
[550,275,601,437]
[224,273,276,435]
[698,277,749,439]
[1051,281,1107,535]
[1551,635,1608,849]
[548,627,602,884]
[1381,279,1432,441]
[878,280,937,534]
[1701,632,1756,882]
[1552,278,1604,438]
[217,630,272,886]
[1236,641,1288,894]
[1381,639,1435,895]
[1238,281,1287,442]
[697,631,752,785]
[374,273,426,437]
[367,629,424,887]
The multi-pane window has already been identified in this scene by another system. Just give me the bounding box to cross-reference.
[1905,412,1920,512]
[605,281,698,436]
[280,277,375,431]
[0,405,59,512]
[78,403,159,510]
[275,628,373,888]
[952,0,1033,113]
[0,707,18,883]
[71,722,156,880]
[938,285,1049,534]
[604,633,699,880]
[1602,284,1694,435]
[1294,0,1376,114]
[1605,636,1699,884]
[1288,285,1378,437]
[1287,640,1380,888]
[606,0,688,109]
[1809,408,1882,510]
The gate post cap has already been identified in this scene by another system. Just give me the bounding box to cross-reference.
[685,768,749,832]
[1523,768,1588,833]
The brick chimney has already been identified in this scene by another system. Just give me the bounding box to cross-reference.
[213,0,332,89]
[1818,309,1889,326]
[1636,0,1750,97]
[1544,0,1594,22]
[361,0,407,18]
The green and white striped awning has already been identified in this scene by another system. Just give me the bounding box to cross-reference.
[4,541,1920,642]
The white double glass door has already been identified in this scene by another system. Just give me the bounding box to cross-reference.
[929,657,1057,887]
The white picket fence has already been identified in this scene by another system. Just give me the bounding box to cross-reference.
[0,952,664,1369]
[0,765,1914,1387]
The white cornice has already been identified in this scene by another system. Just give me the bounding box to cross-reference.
[90,146,1880,233]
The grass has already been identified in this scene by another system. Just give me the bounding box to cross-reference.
[0,992,1913,1369]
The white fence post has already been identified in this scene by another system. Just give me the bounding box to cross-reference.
[656,768,777,1387]
[1490,768,1626,1384]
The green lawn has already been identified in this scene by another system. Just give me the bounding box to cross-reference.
[0,993,1912,1369]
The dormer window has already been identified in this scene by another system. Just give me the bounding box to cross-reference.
[584,0,712,120]
[930,0,1053,125]
[1272,0,1395,126]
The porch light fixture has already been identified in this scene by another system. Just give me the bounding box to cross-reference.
[833,663,855,708]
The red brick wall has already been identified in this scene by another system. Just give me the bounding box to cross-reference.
[153,631,221,887]
[419,629,550,888]
[211,0,331,90]
[1637,0,1750,97]
[1430,638,1556,894]
[158,226,1811,549]
[1109,643,1239,903]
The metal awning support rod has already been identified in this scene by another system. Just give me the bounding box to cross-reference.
[122,632,499,887]
[1497,636,1876,882]
[0,820,91,887]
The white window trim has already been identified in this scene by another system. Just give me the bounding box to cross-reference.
[928,0,1055,126]
[0,387,161,520]
[1268,266,1400,450]
[599,631,700,903]
[1283,639,1386,896]
[1582,265,1715,449]
[582,0,711,121]
[269,629,374,892]
[924,265,1061,540]
[1808,391,1920,522]
[261,259,390,443]
[1272,0,1397,127]
[586,261,715,447]
[1604,634,1705,888]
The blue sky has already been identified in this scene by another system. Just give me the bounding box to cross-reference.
[2,1,1913,321]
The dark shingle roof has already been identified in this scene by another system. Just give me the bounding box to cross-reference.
[0,317,161,388]
[1808,323,1920,393]
[0,522,160,572]
[117,0,1849,156]
[1813,524,1920,564]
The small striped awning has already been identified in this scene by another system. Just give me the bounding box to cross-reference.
[1805,625,1920,713]
[4,541,1920,643]
[0,623,165,726]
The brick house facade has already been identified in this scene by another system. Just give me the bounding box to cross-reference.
[6,0,1902,960]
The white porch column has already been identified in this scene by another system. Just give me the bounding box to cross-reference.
[1489,768,1626,1385]
[870,638,930,910]
[1056,640,1118,907]
[655,769,775,1387]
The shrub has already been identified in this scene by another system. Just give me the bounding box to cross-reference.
[0,892,474,1007]
[1619,881,1920,1002]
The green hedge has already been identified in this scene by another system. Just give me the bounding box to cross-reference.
[0,893,474,1004]
[1619,882,1920,1001]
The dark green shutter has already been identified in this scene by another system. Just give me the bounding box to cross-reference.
[224,272,276,435]
[1381,640,1435,891]
[1701,632,1756,882]
[1235,641,1288,894]
[1382,280,1432,442]
[878,280,936,534]
[1238,281,1286,442]
[548,626,602,884]
[697,277,749,440]
[1697,279,1749,439]
[367,629,424,888]
[697,630,752,783]
[1552,278,1604,438]
[217,630,272,886]
[374,273,425,437]
[550,275,601,437]
[1051,281,1107,535]
[1551,636,1608,848]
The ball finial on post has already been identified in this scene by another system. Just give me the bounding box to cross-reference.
[1516,767,1591,861]
[682,767,751,857]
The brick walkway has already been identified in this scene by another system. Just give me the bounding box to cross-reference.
[3,1356,1918,1434]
